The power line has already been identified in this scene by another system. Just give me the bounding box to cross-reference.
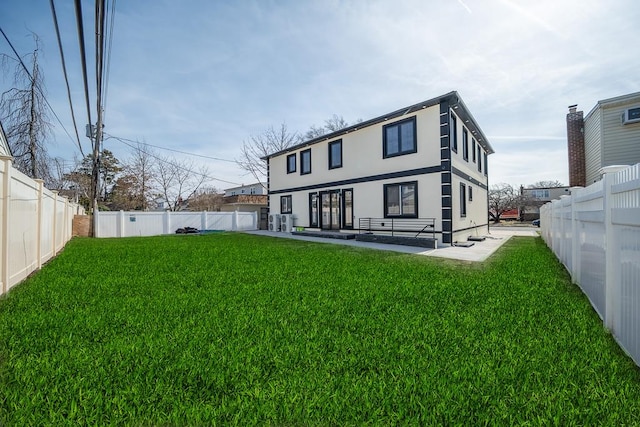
[104,133,237,163]
[73,0,93,134]
[102,0,117,122]
[112,136,242,186]
[49,0,85,156]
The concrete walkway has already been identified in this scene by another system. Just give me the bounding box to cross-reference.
[244,227,540,262]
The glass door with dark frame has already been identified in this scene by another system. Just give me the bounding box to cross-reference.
[342,189,353,229]
[320,190,341,230]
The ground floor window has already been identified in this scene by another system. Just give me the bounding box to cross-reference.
[309,193,319,227]
[384,181,417,218]
[281,195,292,214]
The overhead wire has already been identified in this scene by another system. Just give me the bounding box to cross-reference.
[104,133,238,163]
[111,136,242,186]
[102,0,116,122]
[49,0,85,156]
[73,0,93,136]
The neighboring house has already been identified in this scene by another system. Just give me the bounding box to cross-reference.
[0,121,11,157]
[264,91,493,245]
[520,186,571,221]
[224,182,266,197]
[567,92,640,186]
[221,183,268,229]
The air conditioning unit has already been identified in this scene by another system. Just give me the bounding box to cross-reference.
[268,214,280,231]
[280,214,293,232]
[622,107,640,125]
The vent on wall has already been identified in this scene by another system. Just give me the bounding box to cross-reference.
[622,107,640,125]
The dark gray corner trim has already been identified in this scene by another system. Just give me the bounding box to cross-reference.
[440,98,453,245]
[268,165,441,195]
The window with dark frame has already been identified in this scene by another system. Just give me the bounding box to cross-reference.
[328,140,342,169]
[286,153,296,173]
[384,182,418,218]
[477,146,482,172]
[460,183,467,217]
[281,195,292,214]
[309,193,319,227]
[472,138,477,163]
[462,128,469,161]
[450,113,458,153]
[484,152,488,176]
[300,149,311,175]
[469,186,473,201]
[383,117,417,158]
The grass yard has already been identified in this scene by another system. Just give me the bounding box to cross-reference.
[1,233,639,425]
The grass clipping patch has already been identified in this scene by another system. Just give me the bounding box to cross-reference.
[1,234,639,425]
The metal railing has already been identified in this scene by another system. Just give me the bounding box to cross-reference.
[358,217,436,239]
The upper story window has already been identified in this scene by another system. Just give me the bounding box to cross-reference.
[472,138,477,163]
[477,146,482,173]
[384,181,417,218]
[462,129,469,161]
[450,113,458,153]
[530,189,550,199]
[484,152,488,176]
[383,117,417,158]
[300,149,311,175]
[287,153,296,174]
[328,140,342,169]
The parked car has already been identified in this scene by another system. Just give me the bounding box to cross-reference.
[532,219,540,227]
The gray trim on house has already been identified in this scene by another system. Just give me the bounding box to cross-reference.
[268,166,442,195]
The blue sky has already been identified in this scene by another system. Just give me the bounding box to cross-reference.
[1,0,639,189]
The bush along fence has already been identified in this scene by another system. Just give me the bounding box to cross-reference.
[94,210,259,238]
[1,156,84,296]
[540,163,640,367]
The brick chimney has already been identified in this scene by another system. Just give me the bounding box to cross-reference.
[567,105,585,187]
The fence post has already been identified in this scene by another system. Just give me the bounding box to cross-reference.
[117,210,125,238]
[163,211,171,235]
[94,210,99,237]
[52,191,59,253]
[35,179,44,269]
[232,211,238,231]
[201,211,207,231]
[570,187,582,284]
[602,166,624,331]
[1,156,12,294]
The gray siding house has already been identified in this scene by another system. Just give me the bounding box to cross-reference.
[568,92,640,186]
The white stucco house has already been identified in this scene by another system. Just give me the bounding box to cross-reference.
[263,91,493,246]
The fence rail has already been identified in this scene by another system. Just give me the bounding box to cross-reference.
[540,163,640,367]
[358,217,436,239]
[1,156,84,296]
[95,210,258,238]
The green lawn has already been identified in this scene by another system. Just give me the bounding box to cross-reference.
[1,233,639,425]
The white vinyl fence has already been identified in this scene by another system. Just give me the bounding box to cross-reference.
[540,164,640,367]
[1,156,84,296]
[95,210,258,238]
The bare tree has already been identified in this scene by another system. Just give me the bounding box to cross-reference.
[155,156,209,211]
[528,180,565,188]
[301,114,351,141]
[114,142,156,210]
[237,122,299,185]
[489,183,521,223]
[0,34,54,182]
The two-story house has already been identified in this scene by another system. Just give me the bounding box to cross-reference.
[264,91,493,246]
[519,185,571,221]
